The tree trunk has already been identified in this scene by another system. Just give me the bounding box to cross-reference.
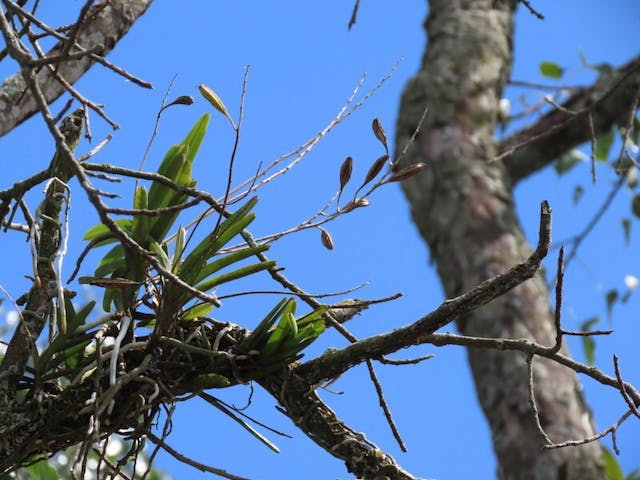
[394,1,604,478]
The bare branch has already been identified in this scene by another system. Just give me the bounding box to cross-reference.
[498,55,640,184]
[298,201,552,383]
[0,0,153,137]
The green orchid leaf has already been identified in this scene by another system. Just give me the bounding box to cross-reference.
[132,185,150,246]
[172,226,187,273]
[194,260,275,292]
[83,218,133,243]
[182,302,214,320]
[150,240,172,272]
[94,244,126,278]
[539,61,563,79]
[602,447,624,480]
[194,245,269,284]
[239,299,289,352]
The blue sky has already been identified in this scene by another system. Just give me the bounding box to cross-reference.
[1,2,639,479]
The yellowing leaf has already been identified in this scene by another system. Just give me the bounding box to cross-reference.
[199,84,236,129]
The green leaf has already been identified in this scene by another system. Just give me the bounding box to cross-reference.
[180,197,259,283]
[102,283,122,313]
[146,114,209,242]
[38,332,92,374]
[632,116,640,145]
[147,148,188,241]
[602,447,624,480]
[606,289,618,320]
[172,226,187,273]
[83,218,132,242]
[150,240,172,272]
[625,468,640,480]
[132,185,150,246]
[539,61,564,79]
[182,113,210,166]
[182,302,214,320]
[63,338,93,371]
[23,459,59,480]
[554,150,583,175]
[192,372,231,389]
[259,299,298,360]
[194,245,270,284]
[626,167,638,190]
[239,299,289,352]
[572,185,584,204]
[195,261,275,292]
[622,218,631,244]
[94,244,126,278]
[295,307,327,334]
[580,316,599,366]
[581,335,596,366]
[594,129,614,162]
[67,300,96,334]
[632,195,640,219]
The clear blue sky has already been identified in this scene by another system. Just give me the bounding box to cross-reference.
[1,2,639,479]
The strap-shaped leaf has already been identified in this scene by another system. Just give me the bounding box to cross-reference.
[172,226,187,273]
[150,240,172,272]
[239,298,289,352]
[182,302,214,320]
[83,218,132,243]
[259,300,298,360]
[94,244,126,278]
[37,300,96,373]
[179,197,258,283]
[194,245,269,284]
[132,185,150,246]
[194,260,275,292]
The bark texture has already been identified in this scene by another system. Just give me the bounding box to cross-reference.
[0,0,153,137]
[395,1,604,478]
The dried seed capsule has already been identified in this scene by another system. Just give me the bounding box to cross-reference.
[319,227,334,250]
[386,163,427,183]
[362,154,389,186]
[372,117,388,153]
[339,156,353,191]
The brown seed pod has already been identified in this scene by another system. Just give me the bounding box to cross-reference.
[362,154,389,186]
[386,163,427,183]
[372,117,388,153]
[166,95,194,108]
[339,156,353,192]
[319,227,334,250]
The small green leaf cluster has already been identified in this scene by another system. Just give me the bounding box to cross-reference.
[239,298,326,367]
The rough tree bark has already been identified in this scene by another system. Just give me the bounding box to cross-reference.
[394,1,621,478]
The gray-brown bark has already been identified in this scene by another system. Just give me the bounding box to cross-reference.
[0,0,153,138]
[395,1,605,478]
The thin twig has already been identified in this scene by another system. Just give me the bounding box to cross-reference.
[147,432,253,480]
[366,359,407,452]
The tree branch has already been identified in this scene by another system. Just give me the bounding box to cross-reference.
[0,0,153,138]
[258,369,418,480]
[499,55,640,184]
[298,201,551,384]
